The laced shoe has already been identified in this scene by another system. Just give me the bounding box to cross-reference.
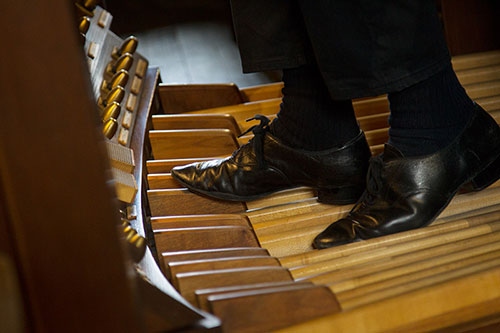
[313,104,500,249]
[171,115,371,204]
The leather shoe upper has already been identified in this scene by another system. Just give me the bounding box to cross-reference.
[314,104,500,249]
[171,115,371,202]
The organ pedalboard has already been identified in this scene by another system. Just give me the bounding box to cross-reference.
[65,1,500,332]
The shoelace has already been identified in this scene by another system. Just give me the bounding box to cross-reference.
[363,155,385,205]
[238,115,271,168]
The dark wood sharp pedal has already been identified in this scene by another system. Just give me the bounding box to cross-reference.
[208,285,341,333]
[174,266,294,304]
[153,225,260,254]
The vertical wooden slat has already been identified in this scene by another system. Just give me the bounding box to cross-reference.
[0,1,142,331]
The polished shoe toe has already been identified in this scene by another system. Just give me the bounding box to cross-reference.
[170,163,196,186]
[313,219,360,249]
[172,159,225,189]
[171,158,257,201]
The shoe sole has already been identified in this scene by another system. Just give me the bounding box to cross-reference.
[170,172,362,205]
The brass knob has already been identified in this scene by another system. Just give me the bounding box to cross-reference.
[113,36,139,59]
[106,86,126,106]
[82,0,99,11]
[129,235,146,262]
[79,16,90,34]
[115,53,133,72]
[110,70,129,89]
[121,217,130,227]
[103,118,118,139]
[122,226,146,262]
[102,102,121,122]
[101,70,129,94]
[106,53,133,76]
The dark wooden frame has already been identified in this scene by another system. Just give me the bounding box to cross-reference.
[0,1,220,331]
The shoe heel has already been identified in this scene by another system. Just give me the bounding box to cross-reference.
[462,154,500,192]
[317,185,363,205]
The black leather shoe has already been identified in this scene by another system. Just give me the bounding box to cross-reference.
[313,104,500,249]
[171,115,371,204]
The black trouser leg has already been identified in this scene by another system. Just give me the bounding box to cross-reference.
[271,64,360,151]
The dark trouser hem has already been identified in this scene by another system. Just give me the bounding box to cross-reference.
[242,55,451,99]
[231,0,451,99]
[322,55,452,99]
[241,56,309,74]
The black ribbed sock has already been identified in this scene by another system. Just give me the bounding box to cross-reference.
[388,64,475,157]
[270,64,360,151]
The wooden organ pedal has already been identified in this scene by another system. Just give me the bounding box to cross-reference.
[146,53,500,331]
[1,0,500,331]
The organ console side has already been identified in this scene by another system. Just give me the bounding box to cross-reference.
[0,0,219,331]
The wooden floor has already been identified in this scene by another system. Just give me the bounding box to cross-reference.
[131,21,281,87]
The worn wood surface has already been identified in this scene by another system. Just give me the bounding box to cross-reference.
[281,207,500,269]
[240,82,283,102]
[209,285,340,333]
[292,222,500,280]
[336,250,500,309]
[154,226,260,253]
[244,188,316,211]
[175,266,293,304]
[147,173,180,189]
[148,188,245,216]
[310,231,500,289]
[162,248,270,273]
[158,84,243,113]
[151,214,250,230]
[149,129,238,159]
[188,98,282,123]
[452,50,500,71]
[169,256,280,280]
[195,281,310,312]
[279,267,500,332]
[152,113,241,135]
